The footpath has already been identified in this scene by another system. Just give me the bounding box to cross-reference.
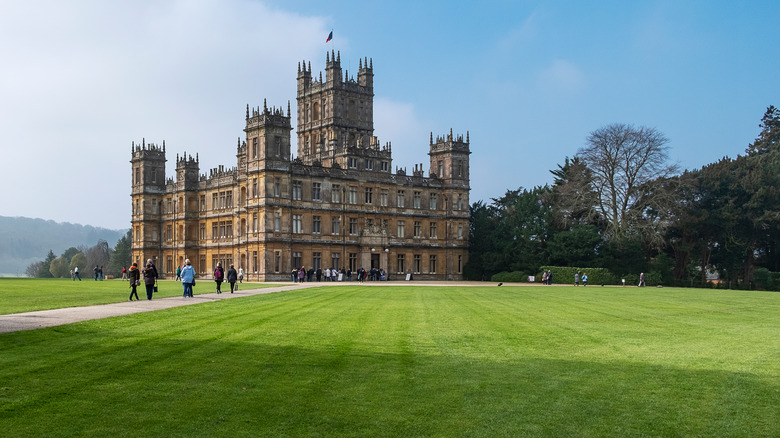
[0,282,320,334]
[0,280,506,334]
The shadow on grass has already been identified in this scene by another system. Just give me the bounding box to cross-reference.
[1,331,777,438]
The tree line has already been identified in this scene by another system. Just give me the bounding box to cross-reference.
[465,106,780,290]
[25,230,132,279]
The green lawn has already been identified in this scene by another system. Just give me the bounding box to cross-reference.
[0,285,778,437]
[0,278,275,314]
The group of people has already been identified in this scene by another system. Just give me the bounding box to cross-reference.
[93,265,105,281]
[291,267,387,283]
[127,259,158,301]
[573,272,589,286]
[125,259,246,300]
[211,263,240,294]
[541,270,553,285]
[182,261,242,297]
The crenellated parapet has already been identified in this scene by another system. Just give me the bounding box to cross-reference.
[131,138,166,160]
[430,129,471,154]
[245,99,291,131]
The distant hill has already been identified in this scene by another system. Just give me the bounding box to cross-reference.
[0,216,128,276]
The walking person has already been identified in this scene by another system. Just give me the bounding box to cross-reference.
[214,264,224,293]
[94,265,99,281]
[227,264,238,293]
[99,266,104,281]
[142,262,156,300]
[121,266,127,281]
[175,265,181,281]
[180,259,195,298]
[147,259,158,279]
[73,266,81,281]
[238,266,244,283]
[639,272,646,287]
[574,272,580,286]
[127,263,140,301]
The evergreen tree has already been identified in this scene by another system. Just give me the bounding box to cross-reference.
[108,230,132,276]
[38,250,56,278]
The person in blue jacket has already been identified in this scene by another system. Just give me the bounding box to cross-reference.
[180,259,196,298]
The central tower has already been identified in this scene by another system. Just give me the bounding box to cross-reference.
[297,51,389,170]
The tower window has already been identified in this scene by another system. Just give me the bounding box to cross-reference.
[292,215,303,234]
[332,184,341,203]
[292,181,302,200]
[312,215,321,234]
[312,182,322,201]
[349,186,357,204]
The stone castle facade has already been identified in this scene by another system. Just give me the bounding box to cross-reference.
[130,51,470,281]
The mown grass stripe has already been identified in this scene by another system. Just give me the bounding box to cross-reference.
[0,284,777,437]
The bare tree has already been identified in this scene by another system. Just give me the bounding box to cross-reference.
[578,123,677,239]
[85,240,112,272]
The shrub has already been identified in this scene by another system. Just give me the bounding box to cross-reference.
[753,267,771,290]
[490,271,528,283]
[623,273,639,287]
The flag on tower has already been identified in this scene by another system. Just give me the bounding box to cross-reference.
[326,31,333,43]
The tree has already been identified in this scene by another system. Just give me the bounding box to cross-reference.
[464,201,502,280]
[39,250,56,278]
[62,247,80,262]
[108,230,132,276]
[26,261,45,278]
[491,187,552,274]
[545,224,601,266]
[464,187,553,279]
[50,256,70,278]
[578,124,677,240]
[24,249,57,278]
[68,252,87,274]
[85,240,112,273]
[548,156,599,230]
[745,105,780,156]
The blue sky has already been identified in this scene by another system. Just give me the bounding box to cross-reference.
[1,0,778,230]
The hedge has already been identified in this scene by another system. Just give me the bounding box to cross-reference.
[537,266,618,285]
[490,271,529,283]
